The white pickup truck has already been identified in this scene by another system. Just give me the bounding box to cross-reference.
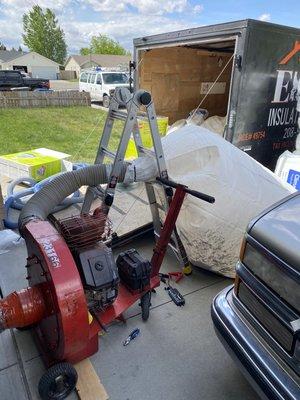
[79,68,129,107]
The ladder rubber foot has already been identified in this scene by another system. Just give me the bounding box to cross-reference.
[183,264,193,276]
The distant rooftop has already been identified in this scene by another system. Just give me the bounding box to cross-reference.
[0,49,27,62]
[66,54,131,67]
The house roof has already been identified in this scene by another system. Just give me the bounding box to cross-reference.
[0,50,27,62]
[65,54,131,68]
[0,50,60,66]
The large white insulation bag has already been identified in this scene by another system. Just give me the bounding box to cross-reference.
[162,125,295,278]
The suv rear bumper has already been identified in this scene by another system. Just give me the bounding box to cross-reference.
[211,286,300,400]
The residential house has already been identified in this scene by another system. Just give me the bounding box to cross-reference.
[64,54,131,77]
[0,50,60,79]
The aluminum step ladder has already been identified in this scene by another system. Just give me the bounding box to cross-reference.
[82,87,192,275]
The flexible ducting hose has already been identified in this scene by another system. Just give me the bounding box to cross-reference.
[4,166,86,229]
[19,163,128,232]
[7,173,83,211]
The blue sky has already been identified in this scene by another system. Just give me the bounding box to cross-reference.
[0,0,299,54]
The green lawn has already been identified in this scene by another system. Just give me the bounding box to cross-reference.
[0,106,123,164]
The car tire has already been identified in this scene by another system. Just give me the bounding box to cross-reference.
[103,95,110,108]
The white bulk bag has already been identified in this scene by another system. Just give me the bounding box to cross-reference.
[201,115,226,136]
[162,125,295,277]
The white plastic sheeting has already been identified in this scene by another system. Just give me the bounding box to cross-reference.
[167,111,227,137]
[124,156,158,185]
[167,109,209,135]
[162,125,295,277]
[201,116,226,136]
[0,229,24,255]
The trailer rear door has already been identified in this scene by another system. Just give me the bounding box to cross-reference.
[232,21,300,170]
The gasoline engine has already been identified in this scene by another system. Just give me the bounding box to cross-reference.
[56,211,120,312]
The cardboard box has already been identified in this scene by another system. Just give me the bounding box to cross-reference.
[0,148,71,182]
[126,115,168,159]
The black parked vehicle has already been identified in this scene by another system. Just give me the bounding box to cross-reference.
[0,70,50,91]
[212,192,300,400]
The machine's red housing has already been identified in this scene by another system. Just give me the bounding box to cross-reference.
[0,182,213,368]
[23,220,99,365]
[21,219,162,366]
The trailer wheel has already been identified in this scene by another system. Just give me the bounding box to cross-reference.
[38,362,78,400]
[141,291,151,321]
[103,95,110,108]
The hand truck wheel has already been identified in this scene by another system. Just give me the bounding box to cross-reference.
[140,291,151,321]
[38,362,78,400]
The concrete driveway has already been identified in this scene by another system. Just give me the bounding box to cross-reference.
[50,79,79,91]
[0,232,257,400]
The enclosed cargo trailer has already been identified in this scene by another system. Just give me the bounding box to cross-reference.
[133,19,300,170]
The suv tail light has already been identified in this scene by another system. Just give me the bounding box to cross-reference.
[234,237,246,294]
[234,275,240,295]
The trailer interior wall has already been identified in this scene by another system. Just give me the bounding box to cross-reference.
[138,43,235,124]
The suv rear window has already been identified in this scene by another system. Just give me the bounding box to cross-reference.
[96,74,102,84]
[89,73,96,84]
[102,73,128,84]
[80,72,88,83]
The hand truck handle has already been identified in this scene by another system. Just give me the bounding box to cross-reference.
[156,177,215,204]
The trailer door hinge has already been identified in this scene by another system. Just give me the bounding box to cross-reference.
[228,110,236,129]
[129,61,136,93]
[234,55,242,70]
[129,61,136,70]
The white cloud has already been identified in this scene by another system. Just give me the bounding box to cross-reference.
[79,0,126,13]
[258,13,271,22]
[0,18,23,43]
[0,0,70,17]
[193,4,203,14]
[63,12,196,52]
[83,0,188,15]
[0,0,71,42]
[0,0,196,53]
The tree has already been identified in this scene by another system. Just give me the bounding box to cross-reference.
[80,47,90,56]
[18,46,23,52]
[0,42,6,50]
[22,5,67,64]
[80,35,130,56]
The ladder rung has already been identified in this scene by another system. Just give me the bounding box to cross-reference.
[154,231,180,254]
[156,203,165,211]
[138,147,155,157]
[90,185,105,196]
[111,110,127,121]
[101,147,116,159]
